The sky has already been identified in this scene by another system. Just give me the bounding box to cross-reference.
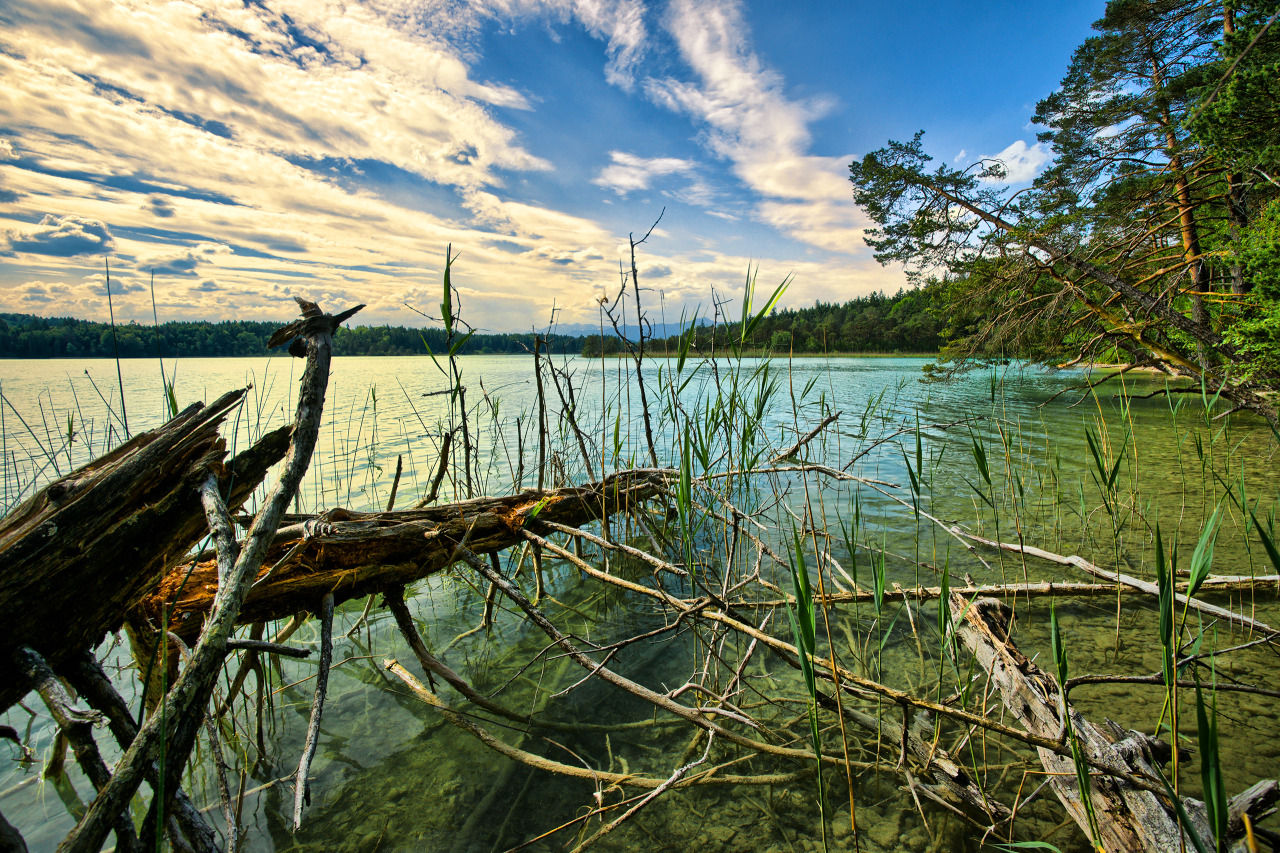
[0,0,1105,333]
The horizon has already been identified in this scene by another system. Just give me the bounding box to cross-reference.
[0,1,1102,334]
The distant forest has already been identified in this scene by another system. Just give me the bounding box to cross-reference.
[588,286,944,356]
[0,314,583,358]
[0,286,943,359]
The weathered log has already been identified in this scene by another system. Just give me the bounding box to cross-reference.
[950,593,1201,852]
[0,391,291,712]
[741,574,1280,609]
[59,297,356,853]
[136,471,664,640]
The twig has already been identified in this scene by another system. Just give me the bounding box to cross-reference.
[772,411,841,461]
[14,646,139,853]
[569,733,715,853]
[224,639,311,659]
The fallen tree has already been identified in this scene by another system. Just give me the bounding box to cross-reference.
[132,471,665,641]
[951,592,1278,852]
[0,391,290,712]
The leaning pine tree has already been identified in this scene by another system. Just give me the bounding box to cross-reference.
[848,0,1280,423]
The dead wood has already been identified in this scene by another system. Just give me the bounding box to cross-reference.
[0,391,291,712]
[739,575,1280,609]
[771,410,841,461]
[61,651,219,853]
[58,297,354,853]
[137,470,664,640]
[953,528,1278,635]
[0,811,27,853]
[14,646,139,853]
[950,593,1204,853]
[385,660,810,789]
[292,592,333,832]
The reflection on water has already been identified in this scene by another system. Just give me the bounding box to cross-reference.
[1,355,1276,852]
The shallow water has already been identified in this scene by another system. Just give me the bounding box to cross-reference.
[1,354,1276,852]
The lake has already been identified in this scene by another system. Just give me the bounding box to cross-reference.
[1,353,1276,852]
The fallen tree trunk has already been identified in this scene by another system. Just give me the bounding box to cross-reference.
[135,471,665,640]
[950,593,1198,852]
[0,391,291,712]
[949,593,1280,852]
[57,297,359,853]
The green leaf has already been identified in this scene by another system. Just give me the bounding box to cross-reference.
[937,554,950,640]
[1155,525,1175,691]
[677,306,699,374]
[740,269,790,345]
[1156,772,1211,853]
[1186,504,1223,598]
[879,604,903,651]
[1050,602,1068,687]
[447,329,474,356]
[441,245,455,337]
[1249,509,1280,574]
[969,428,991,486]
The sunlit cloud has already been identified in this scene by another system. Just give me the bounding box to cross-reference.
[982,139,1050,184]
[5,214,117,257]
[593,151,697,196]
[643,0,865,252]
[0,0,910,329]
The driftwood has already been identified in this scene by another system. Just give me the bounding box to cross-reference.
[950,593,1195,851]
[0,391,290,712]
[742,575,1280,609]
[56,298,356,853]
[950,592,1279,852]
[135,471,664,640]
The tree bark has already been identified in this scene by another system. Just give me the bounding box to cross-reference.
[0,393,290,712]
[135,471,664,640]
[950,593,1205,853]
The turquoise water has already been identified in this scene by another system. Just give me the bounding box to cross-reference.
[1,354,1276,852]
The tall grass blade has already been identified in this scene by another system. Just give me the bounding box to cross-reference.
[1196,676,1227,851]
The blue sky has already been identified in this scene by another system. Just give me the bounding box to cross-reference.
[0,0,1103,332]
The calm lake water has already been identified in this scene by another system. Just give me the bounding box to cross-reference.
[1,354,1276,852]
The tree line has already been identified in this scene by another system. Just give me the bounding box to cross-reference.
[849,0,1280,421]
[582,286,945,356]
[0,284,949,362]
[0,313,583,358]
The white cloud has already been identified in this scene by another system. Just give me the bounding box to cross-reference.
[593,151,697,195]
[982,139,1050,184]
[643,0,865,252]
[3,0,548,192]
[0,0,907,329]
[5,214,116,257]
[470,0,650,87]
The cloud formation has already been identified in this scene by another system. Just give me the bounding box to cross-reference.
[593,151,697,196]
[982,140,1050,184]
[6,214,116,257]
[0,0,909,328]
[643,0,864,252]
